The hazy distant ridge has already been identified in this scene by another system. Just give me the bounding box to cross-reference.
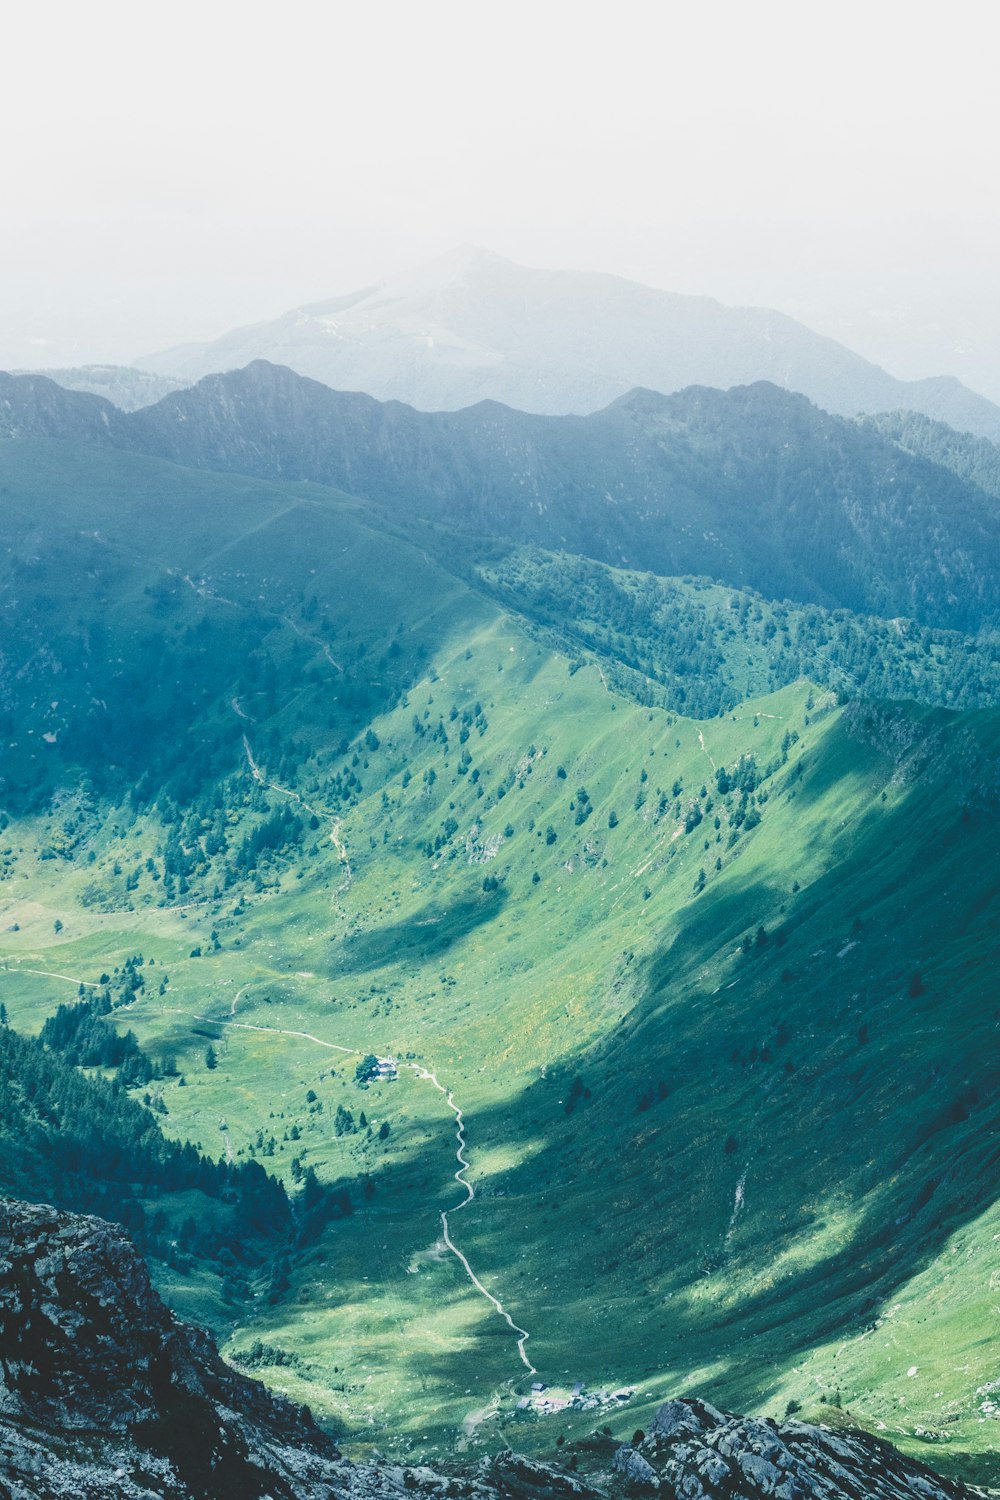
[19,364,187,411]
[144,247,1000,438]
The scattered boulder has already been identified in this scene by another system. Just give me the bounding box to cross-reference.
[613,1443,659,1488]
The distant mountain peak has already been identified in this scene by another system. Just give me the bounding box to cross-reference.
[142,251,1000,440]
[605,384,674,413]
[605,380,817,423]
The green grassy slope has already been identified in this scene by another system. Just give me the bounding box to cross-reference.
[1,439,998,1483]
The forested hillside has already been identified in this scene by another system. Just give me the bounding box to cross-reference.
[859,408,1000,500]
[0,1015,307,1318]
[476,548,1000,714]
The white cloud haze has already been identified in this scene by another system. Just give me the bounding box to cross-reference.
[3,0,999,394]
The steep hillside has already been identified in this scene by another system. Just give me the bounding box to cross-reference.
[140,247,1000,439]
[122,366,1000,632]
[0,1019,301,1331]
[0,438,487,813]
[0,432,995,818]
[0,1199,344,1500]
[0,370,121,442]
[476,547,1000,715]
[859,409,1000,501]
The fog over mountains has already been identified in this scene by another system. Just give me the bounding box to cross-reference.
[139,248,1000,438]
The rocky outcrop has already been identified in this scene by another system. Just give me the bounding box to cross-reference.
[0,1200,982,1499]
[0,1198,339,1499]
[613,1396,979,1497]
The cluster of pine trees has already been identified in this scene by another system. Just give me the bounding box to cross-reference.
[482,548,1000,716]
[0,1017,291,1272]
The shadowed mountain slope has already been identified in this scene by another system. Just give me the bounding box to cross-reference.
[122,363,1000,632]
[3,363,998,633]
[860,408,1000,501]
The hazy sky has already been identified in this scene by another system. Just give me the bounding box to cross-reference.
[4,0,1000,396]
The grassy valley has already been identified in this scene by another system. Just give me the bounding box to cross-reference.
[0,436,998,1486]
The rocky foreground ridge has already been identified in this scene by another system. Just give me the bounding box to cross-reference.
[0,1199,982,1500]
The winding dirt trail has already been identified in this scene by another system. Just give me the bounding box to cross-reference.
[15,965,95,988]
[242,735,352,892]
[179,573,239,608]
[282,614,345,673]
[187,1011,359,1056]
[409,1062,536,1374]
[229,985,251,1018]
[11,952,537,1387]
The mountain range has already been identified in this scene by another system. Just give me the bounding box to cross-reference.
[3,361,1000,633]
[136,247,1000,439]
[14,362,187,411]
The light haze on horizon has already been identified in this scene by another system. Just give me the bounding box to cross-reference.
[4,0,999,398]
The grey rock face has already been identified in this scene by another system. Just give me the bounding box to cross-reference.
[614,1444,659,1488]
[0,1199,339,1498]
[627,1406,979,1499]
